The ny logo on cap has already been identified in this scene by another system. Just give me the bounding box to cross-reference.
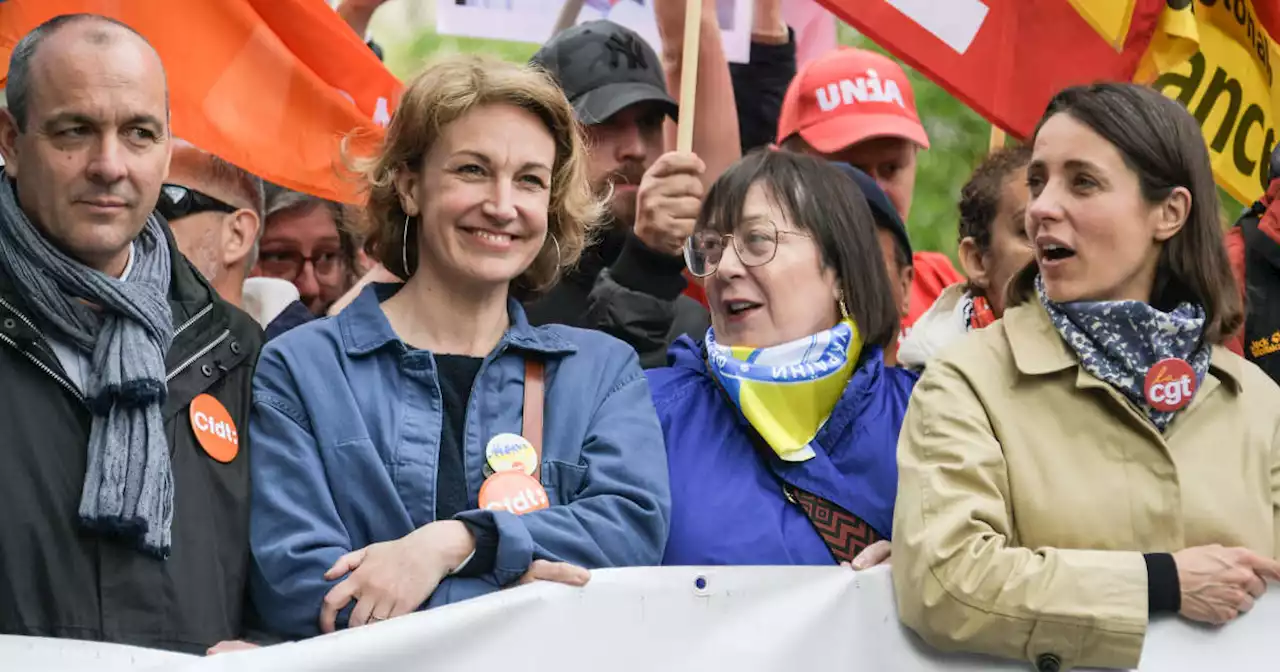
[606,33,648,71]
[815,69,905,113]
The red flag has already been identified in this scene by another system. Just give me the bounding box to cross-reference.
[817,0,1168,139]
[0,0,402,204]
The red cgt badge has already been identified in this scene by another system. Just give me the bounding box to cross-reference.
[1144,358,1196,412]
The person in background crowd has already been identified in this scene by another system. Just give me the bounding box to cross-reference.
[253,187,357,319]
[776,48,964,356]
[653,151,912,567]
[161,143,265,309]
[897,146,1033,370]
[893,83,1280,671]
[335,0,389,60]
[525,20,710,368]
[730,0,796,154]
[249,55,670,638]
[0,14,262,652]
[1224,146,1280,374]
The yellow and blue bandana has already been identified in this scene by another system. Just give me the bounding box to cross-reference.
[706,320,863,462]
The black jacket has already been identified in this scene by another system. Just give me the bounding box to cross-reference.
[730,32,797,153]
[524,232,709,368]
[0,225,263,653]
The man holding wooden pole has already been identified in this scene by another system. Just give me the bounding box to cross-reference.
[523,19,715,368]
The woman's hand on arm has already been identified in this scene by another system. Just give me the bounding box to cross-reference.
[515,559,592,587]
[1174,544,1280,625]
[844,540,892,570]
[319,520,476,632]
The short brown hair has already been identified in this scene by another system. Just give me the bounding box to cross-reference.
[350,54,601,297]
[1009,83,1242,344]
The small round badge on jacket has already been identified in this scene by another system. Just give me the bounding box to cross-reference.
[485,433,537,475]
[1144,357,1196,412]
[478,471,549,515]
[190,394,239,463]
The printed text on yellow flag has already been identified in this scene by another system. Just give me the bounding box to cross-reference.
[1151,0,1280,204]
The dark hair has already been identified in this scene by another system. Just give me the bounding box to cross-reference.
[1009,83,1242,345]
[697,149,900,349]
[958,145,1032,251]
[7,14,165,131]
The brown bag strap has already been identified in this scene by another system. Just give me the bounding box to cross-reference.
[522,359,545,481]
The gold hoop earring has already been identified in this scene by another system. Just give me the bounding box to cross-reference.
[401,214,412,276]
[550,234,562,269]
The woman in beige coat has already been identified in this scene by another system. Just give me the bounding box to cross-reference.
[893,82,1280,672]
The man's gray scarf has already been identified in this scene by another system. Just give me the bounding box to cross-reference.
[0,173,175,558]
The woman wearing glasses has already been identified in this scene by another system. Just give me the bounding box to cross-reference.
[254,188,360,317]
[650,150,915,568]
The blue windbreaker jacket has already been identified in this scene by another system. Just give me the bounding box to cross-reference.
[649,336,916,566]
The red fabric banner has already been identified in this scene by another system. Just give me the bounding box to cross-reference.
[817,0,1170,139]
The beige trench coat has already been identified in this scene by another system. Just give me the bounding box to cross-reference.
[892,300,1280,670]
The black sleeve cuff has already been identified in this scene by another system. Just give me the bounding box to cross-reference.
[454,519,499,578]
[747,28,796,64]
[1144,552,1181,614]
[608,233,689,300]
[731,29,796,152]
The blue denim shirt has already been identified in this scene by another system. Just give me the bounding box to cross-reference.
[249,284,671,638]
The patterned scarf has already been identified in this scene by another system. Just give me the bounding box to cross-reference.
[963,293,997,330]
[706,319,863,462]
[1036,275,1210,432]
[0,173,175,557]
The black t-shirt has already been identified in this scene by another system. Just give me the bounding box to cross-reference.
[433,354,484,521]
[432,354,500,577]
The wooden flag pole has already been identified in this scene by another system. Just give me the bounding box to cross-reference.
[676,0,703,153]
[988,125,1007,153]
[551,0,585,38]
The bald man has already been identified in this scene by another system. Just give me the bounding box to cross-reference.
[0,14,262,651]
[161,145,264,307]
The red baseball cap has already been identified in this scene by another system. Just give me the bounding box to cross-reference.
[777,48,929,154]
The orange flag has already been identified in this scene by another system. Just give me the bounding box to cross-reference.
[0,0,402,204]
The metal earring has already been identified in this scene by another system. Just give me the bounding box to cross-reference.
[551,235,562,269]
[838,294,851,321]
[402,214,412,276]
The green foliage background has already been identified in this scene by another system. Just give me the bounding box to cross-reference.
[377,22,1247,264]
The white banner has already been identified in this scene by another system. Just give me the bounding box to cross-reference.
[7,565,1280,671]
[436,0,755,64]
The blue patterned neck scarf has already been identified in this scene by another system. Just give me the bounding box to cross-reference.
[1036,275,1210,432]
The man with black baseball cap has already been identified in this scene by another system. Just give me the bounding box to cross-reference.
[525,20,710,368]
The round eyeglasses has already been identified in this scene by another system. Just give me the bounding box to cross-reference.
[683,220,811,277]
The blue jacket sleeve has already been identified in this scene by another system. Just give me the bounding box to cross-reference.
[455,348,671,585]
[248,346,354,638]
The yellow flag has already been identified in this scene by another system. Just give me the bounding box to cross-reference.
[1150,0,1280,204]
[1068,0,1139,50]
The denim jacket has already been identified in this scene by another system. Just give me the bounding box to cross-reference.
[249,285,671,638]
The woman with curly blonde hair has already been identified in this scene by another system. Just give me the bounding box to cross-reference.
[248,55,671,639]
